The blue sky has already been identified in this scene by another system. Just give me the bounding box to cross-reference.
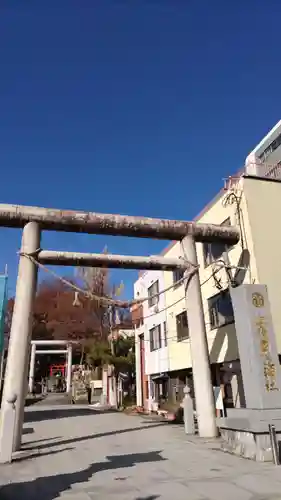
[0,0,280,298]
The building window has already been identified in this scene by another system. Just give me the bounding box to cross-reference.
[149,325,161,351]
[202,217,231,267]
[208,289,234,329]
[148,281,159,308]
[176,311,189,341]
[163,321,167,347]
[173,268,185,287]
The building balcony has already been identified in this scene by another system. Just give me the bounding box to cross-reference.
[245,161,281,182]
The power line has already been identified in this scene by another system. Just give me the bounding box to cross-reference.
[18,250,245,348]
[20,251,244,319]
[138,261,244,320]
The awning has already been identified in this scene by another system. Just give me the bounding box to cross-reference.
[151,373,169,381]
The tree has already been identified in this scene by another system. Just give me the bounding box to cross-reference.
[5,247,132,377]
[4,298,14,340]
[86,335,134,370]
[85,340,111,368]
[85,334,135,403]
[74,248,112,341]
[74,249,131,362]
[33,278,106,342]
[111,335,135,379]
[5,247,130,344]
[5,275,110,349]
[5,296,50,344]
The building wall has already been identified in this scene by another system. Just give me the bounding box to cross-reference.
[140,334,148,406]
[134,270,168,376]
[132,302,144,406]
[131,302,143,328]
[134,121,281,381]
[243,176,281,352]
[164,176,260,372]
[195,177,259,364]
[246,120,281,167]
[163,241,191,371]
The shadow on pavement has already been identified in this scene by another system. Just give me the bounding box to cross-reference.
[0,451,164,499]
[22,427,34,435]
[135,497,159,500]
[25,397,45,407]
[22,436,62,447]
[24,407,115,423]
[13,446,74,462]
[21,422,167,453]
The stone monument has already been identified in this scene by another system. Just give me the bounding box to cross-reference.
[218,284,281,461]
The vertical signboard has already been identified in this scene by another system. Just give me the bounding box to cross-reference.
[0,275,8,353]
[230,284,281,409]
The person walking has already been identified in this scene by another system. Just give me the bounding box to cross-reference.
[84,373,92,405]
[86,380,92,405]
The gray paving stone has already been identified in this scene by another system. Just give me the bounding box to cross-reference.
[1,404,281,499]
[235,474,281,496]
[59,494,92,499]
[191,481,253,500]
[139,480,207,500]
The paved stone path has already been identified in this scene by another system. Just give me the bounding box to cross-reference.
[1,405,281,499]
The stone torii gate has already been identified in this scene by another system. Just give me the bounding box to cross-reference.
[28,340,74,394]
[0,203,239,457]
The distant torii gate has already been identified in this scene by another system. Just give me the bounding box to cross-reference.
[28,340,75,394]
[0,203,239,458]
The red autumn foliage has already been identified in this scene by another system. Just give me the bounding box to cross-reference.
[6,276,111,344]
[5,248,133,348]
[34,278,109,341]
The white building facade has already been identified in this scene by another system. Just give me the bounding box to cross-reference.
[134,269,168,406]
[245,119,281,179]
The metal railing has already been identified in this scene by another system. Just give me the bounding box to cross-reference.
[245,161,281,181]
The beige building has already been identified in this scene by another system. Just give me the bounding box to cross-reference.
[134,120,281,408]
[163,172,281,406]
